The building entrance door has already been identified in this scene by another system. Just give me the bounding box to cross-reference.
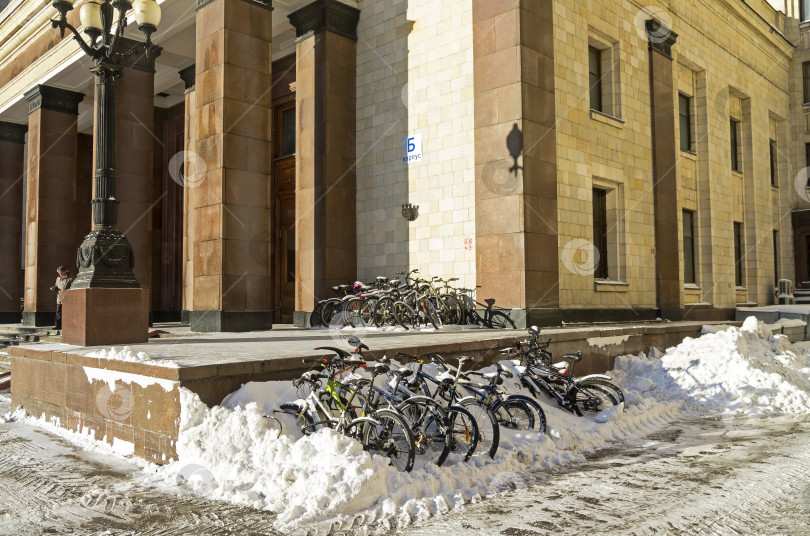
[273,103,296,323]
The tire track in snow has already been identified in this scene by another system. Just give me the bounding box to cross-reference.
[393,416,810,536]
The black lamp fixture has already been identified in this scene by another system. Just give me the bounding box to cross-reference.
[50,0,161,288]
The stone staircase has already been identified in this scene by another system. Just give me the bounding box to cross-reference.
[795,287,810,304]
[0,327,60,350]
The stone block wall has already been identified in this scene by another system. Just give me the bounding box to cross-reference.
[355,0,476,288]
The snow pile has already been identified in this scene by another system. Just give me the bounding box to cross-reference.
[150,376,677,530]
[132,315,810,530]
[613,316,810,416]
[85,346,179,368]
[163,390,392,524]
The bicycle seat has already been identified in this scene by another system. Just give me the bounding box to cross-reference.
[498,347,514,354]
[563,352,582,363]
[338,284,351,291]
[350,378,372,388]
[389,279,400,286]
[376,276,388,282]
[371,363,390,375]
[395,351,417,361]
[315,346,353,358]
[484,298,496,306]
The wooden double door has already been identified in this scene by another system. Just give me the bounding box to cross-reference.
[273,103,296,323]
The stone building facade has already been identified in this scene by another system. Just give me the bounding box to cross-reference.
[0,0,808,332]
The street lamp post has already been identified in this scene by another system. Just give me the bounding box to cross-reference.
[50,0,161,289]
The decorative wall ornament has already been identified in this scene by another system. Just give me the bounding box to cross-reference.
[402,203,419,222]
[645,19,678,59]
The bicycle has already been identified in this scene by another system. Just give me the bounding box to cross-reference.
[402,352,500,459]
[276,349,416,471]
[455,287,516,329]
[457,362,547,434]
[317,338,455,468]
[508,327,624,416]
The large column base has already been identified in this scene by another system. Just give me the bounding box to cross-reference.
[62,288,149,346]
[188,311,272,333]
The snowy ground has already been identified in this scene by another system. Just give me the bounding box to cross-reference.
[2,317,810,535]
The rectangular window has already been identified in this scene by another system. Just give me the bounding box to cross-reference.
[592,188,608,279]
[804,62,810,104]
[679,94,692,152]
[773,230,780,285]
[279,106,296,157]
[803,0,810,21]
[730,119,741,172]
[734,222,744,287]
[589,47,602,113]
[683,210,696,284]
[770,139,778,187]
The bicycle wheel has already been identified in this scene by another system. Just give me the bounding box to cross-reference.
[493,399,534,431]
[359,297,379,327]
[320,298,341,326]
[362,409,416,472]
[439,294,464,325]
[342,297,364,327]
[507,394,547,434]
[488,310,516,329]
[458,398,499,458]
[577,378,625,405]
[445,405,479,462]
[373,296,396,327]
[310,300,327,327]
[424,299,442,330]
[572,381,619,415]
[393,301,418,330]
[397,397,451,467]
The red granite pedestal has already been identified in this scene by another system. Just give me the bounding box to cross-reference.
[62,288,149,346]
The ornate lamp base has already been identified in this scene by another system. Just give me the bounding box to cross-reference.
[71,228,141,289]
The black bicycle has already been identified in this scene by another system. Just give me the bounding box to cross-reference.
[507,327,624,416]
[457,361,547,433]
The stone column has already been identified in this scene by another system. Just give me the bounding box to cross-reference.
[191,0,273,332]
[646,20,681,317]
[289,0,360,324]
[472,1,559,327]
[0,121,27,323]
[179,64,196,325]
[103,38,161,309]
[23,86,83,327]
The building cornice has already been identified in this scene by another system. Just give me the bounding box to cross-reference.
[196,0,272,11]
[116,37,163,73]
[179,64,195,93]
[24,85,83,115]
[288,0,361,43]
[0,121,26,143]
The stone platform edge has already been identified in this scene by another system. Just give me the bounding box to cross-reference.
[7,321,736,465]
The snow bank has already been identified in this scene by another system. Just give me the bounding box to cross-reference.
[127,316,810,531]
[613,316,810,416]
